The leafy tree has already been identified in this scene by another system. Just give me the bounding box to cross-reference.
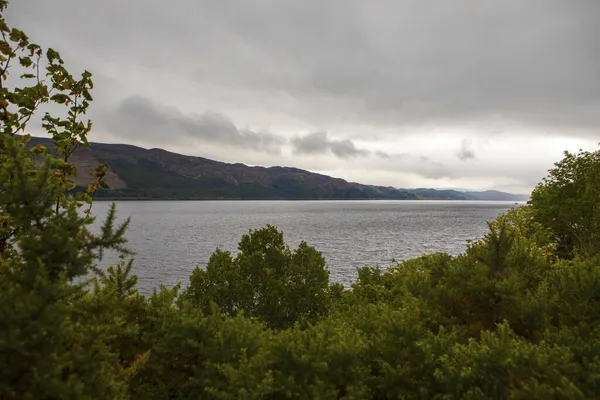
[0,133,132,399]
[0,1,132,397]
[530,147,600,258]
[182,225,331,329]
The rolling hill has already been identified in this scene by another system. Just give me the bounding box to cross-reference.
[28,137,529,201]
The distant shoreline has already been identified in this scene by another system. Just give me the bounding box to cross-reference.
[28,137,529,203]
[91,197,528,202]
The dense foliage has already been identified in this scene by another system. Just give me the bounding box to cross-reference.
[530,148,600,258]
[181,224,332,329]
[2,2,600,398]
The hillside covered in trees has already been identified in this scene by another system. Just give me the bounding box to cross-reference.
[28,136,527,201]
[2,2,600,398]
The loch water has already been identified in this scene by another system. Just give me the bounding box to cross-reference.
[91,200,520,293]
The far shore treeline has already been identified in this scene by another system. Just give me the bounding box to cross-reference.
[2,1,600,398]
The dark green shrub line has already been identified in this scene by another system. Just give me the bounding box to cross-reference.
[2,1,600,398]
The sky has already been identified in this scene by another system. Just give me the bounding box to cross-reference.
[7,1,600,194]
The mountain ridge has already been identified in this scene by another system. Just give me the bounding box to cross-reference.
[28,136,529,201]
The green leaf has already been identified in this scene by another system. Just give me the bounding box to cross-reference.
[19,56,33,67]
[9,27,24,42]
[50,93,70,104]
[46,48,61,63]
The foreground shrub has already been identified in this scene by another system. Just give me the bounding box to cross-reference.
[4,0,600,397]
[182,225,331,329]
[530,147,600,258]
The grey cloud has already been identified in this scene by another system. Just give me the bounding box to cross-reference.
[291,131,329,155]
[291,131,370,159]
[330,139,369,158]
[8,0,600,135]
[375,150,391,159]
[107,96,284,153]
[456,139,476,161]
[119,96,168,126]
[6,0,599,194]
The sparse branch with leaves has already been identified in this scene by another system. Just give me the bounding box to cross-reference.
[0,2,135,395]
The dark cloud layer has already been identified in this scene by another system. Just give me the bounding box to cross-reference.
[9,0,600,133]
[108,96,284,153]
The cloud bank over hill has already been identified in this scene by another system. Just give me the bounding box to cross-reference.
[9,0,600,193]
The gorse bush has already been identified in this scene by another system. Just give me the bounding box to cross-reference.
[181,224,331,329]
[3,1,600,398]
[530,148,600,259]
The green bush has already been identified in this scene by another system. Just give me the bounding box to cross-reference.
[4,0,600,398]
[181,225,332,329]
[530,148,600,258]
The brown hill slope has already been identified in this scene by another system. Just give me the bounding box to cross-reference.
[28,137,528,201]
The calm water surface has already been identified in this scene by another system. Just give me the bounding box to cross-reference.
[91,200,521,293]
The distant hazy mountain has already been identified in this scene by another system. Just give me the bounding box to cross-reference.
[409,188,529,201]
[28,137,529,201]
[462,190,530,201]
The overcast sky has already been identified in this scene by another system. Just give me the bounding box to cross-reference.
[8,1,600,194]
